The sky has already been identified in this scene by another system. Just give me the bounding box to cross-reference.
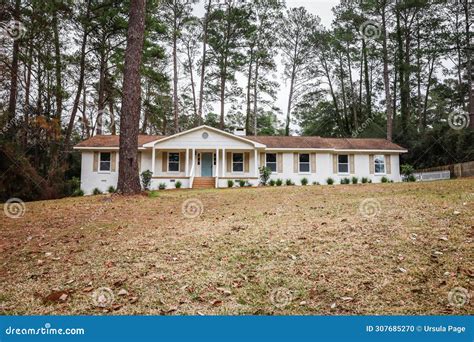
[191,0,340,131]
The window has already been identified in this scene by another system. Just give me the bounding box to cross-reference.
[168,152,180,172]
[266,153,277,172]
[232,153,244,172]
[299,153,310,173]
[374,155,385,174]
[338,155,349,173]
[99,152,111,172]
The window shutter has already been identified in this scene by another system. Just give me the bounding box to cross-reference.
[369,155,375,174]
[93,152,99,172]
[385,154,391,174]
[179,152,185,172]
[226,152,231,172]
[350,154,355,174]
[244,152,250,173]
[162,152,167,172]
[293,153,298,173]
[136,152,141,173]
[333,155,337,174]
[111,152,117,172]
[260,153,265,167]
[277,153,283,173]
[311,153,316,173]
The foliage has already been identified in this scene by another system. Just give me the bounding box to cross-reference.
[141,170,153,191]
[72,189,84,197]
[159,182,167,190]
[351,177,358,184]
[381,176,389,183]
[92,188,103,195]
[175,181,182,189]
[326,178,334,185]
[300,177,308,186]
[276,178,283,186]
[238,179,246,187]
[269,179,276,186]
[108,186,116,193]
[259,166,272,186]
[227,180,234,188]
[312,181,320,185]
[361,177,369,184]
[285,179,294,186]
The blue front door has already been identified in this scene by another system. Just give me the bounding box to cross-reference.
[201,153,213,177]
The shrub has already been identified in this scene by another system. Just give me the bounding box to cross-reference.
[301,177,308,186]
[238,179,246,187]
[158,182,167,190]
[368,179,372,183]
[269,179,276,186]
[92,187,102,195]
[407,174,416,182]
[259,166,272,186]
[72,189,84,197]
[351,177,358,184]
[175,181,182,189]
[276,179,283,186]
[227,180,234,188]
[108,185,116,193]
[326,177,334,185]
[340,177,350,184]
[361,177,368,184]
[401,164,415,178]
[245,181,252,187]
[312,181,320,185]
[141,170,153,190]
[381,176,389,183]
[285,179,294,186]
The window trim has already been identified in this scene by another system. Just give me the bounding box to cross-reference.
[168,152,180,173]
[374,154,386,175]
[266,153,277,173]
[98,152,111,173]
[232,152,244,173]
[337,154,350,175]
[298,153,310,174]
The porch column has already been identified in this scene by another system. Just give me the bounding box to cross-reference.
[222,148,226,177]
[215,148,219,188]
[254,149,258,177]
[185,148,189,176]
[151,144,156,176]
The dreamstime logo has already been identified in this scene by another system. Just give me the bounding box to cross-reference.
[0,20,26,40]
[358,198,381,218]
[91,287,115,308]
[358,20,381,41]
[3,198,26,219]
[181,198,204,219]
[448,109,470,130]
[448,287,470,308]
[270,287,292,308]
[352,116,374,138]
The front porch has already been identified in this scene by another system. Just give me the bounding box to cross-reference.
[147,148,260,189]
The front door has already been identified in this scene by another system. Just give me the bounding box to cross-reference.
[201,153,213,177]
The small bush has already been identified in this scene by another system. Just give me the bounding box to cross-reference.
[401,164,415,177]
[238,179,246,187]
[175,181,182,189]
[351,177,358,184]
[340,177,350,184]
[227,180,234,188]
[245,181,252,187]
[148,190,159,198]
[407,174,416,182]
[381,176,389,183]
[326,177,334,185]
[141,170,153,190]
[301,177,308,186]
[72,189,84,197]
[312,181,320,185]
[269,179,276,186]
[368,179,373,183]
[285,179,294,186]
[361,177,368,184]
[276,179,283,186]
[108,185,116,193]
[158,182,167,190]
[259,166,272,186]
[92,187,103,195]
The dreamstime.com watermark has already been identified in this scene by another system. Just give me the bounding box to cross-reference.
[448,287,470,308]
[358,198,381,218]
[0,20,26,40]
[181,198,204,219]
[4,323,85,336]
[3,198,26,219]
[270,287,293,308]
[92,287,115,308]
[448,109,470,130]
[358,20,381,41]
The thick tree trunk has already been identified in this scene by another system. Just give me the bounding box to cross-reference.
[285,67,296,136]
[362,38,371,118]
[186,45,198,118]
[172,8,179,133]
[197,0,212,125]
[117,0,147,195]
[381,4,394,141]
[96,37,107,135]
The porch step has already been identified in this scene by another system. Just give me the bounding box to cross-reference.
[193,177,216,189]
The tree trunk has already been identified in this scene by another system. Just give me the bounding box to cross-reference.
[52,10,62,120]
[97,35,107,135]
[7,0,21,123]
[172,5,179,133]
[186,44,198,119]
[253,57,260,136]
[245,47,254,134]
[197,0,212,125]
[362,38,371,118]
[117,0,147,195]
[64,0,91,151]
[381,3,394,141]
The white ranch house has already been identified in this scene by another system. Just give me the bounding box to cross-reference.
[74,125,407,194]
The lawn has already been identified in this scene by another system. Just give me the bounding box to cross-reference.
[0,179,472,315]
